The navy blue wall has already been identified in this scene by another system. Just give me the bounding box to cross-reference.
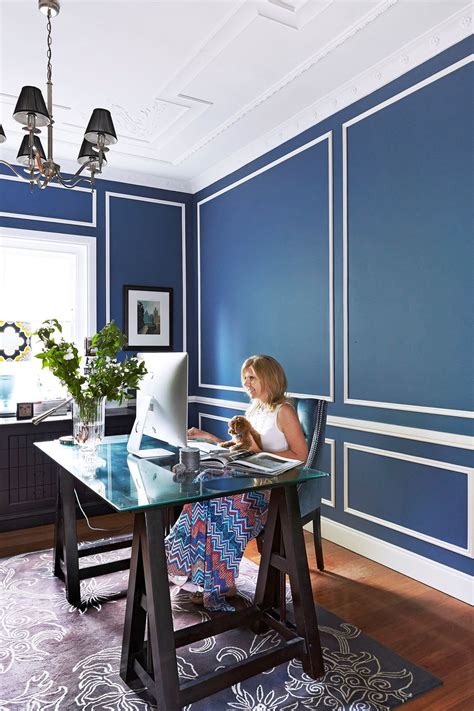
[198,137,331,397]
[190,38,473,581]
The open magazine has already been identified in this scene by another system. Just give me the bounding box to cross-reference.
[200,449,303,477]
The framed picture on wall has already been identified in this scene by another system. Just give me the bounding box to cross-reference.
[124,285,173,351]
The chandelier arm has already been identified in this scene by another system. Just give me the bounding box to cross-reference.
[54,168,93,189]
[36,175,52,190]
[0,160,35,181]
[35,150,44,174]
[55,176,92,189]
[63,161,91,181]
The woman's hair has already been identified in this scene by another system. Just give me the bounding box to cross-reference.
[241,354,290,410]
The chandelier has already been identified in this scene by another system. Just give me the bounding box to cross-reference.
[0,0,117,190]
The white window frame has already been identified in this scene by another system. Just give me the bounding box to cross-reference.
[0,226,97,341]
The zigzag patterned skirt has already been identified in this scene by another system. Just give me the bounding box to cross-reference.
[166,485,270,612]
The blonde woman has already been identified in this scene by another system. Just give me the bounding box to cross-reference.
[166,355,308,611]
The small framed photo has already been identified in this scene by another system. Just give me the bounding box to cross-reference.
[16,402,34,420]
[124,285,173,351]
[84,336,97,356]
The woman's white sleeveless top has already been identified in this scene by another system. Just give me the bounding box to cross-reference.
[246,403,288,453]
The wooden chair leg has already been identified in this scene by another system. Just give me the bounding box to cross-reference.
[313,507,324,571]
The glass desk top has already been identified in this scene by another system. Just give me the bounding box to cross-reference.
[35,435,329,512]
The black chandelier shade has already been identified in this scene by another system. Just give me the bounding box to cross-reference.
[84,108,117,146]
[13,86,50,127]
[16,134,47,165]
[77,138,107,165]
[0,125,6,143]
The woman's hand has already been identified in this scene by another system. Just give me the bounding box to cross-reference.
[187,427,221,443]
[187,427,209,439]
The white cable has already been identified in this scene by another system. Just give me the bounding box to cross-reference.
[73,488,130,533]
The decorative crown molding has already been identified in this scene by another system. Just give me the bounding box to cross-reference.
[111,99,189,143]
[190,6,472,193]
[178,0,398,167]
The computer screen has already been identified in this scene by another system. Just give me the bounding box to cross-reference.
[127,352,188,458]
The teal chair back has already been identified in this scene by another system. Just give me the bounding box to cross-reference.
[293,397,327,570]
[293,397,327,522]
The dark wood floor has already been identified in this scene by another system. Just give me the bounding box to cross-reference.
[1,516,472,711]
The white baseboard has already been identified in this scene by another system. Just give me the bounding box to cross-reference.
[305,517,473,606]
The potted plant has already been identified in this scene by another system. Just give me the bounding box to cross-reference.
[35,319,147,452]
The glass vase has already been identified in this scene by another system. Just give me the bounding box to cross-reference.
[72,397,105,453]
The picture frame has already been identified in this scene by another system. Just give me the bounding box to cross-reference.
[124,285,173,351]
[16,402,34,420]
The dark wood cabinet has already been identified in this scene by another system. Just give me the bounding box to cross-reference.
[0,409,135,532]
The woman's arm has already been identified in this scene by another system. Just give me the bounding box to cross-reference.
[187,427,221,443]
[274,403,308,461]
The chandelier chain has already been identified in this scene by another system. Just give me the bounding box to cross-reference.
[46,10,52,84]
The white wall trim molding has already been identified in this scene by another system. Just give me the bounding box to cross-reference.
[0,226,97,335]
[199,411,335,506]
[197,132,334,402]
[104,192,186,351]
[342,55,474,419]
[190,398,474,450]
[319,517,474,605]
[189,395,247,411]
[344,442,474,558]
[190,10,472,194]
[322,438,336,508]
[328,415,474,450]
[198,412,231,430]
[0,174,97,227]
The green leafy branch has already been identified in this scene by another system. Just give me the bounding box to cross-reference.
[35,319,147,405]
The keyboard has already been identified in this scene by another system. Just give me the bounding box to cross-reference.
[186,440,222,453]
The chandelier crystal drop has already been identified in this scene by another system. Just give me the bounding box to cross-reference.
[0,0,117,190]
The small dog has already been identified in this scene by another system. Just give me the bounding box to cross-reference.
[219,415,263,452]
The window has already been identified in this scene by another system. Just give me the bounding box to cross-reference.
[0,228,96,413]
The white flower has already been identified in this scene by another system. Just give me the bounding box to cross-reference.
[63,351,74,361]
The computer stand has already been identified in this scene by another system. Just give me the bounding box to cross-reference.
[127,396,173,459]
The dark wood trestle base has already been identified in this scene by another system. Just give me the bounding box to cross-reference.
[120,485,325,710]
[53,465,177,609]
[53,467,132,609]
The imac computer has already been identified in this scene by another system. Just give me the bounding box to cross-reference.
[127,352,188,458]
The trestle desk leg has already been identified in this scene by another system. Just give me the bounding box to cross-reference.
[57,469,81,606]
[121,517,147,681]
[280,486,324,678]
[53,466,64,581]
[253,488,281,631]
[121,510,181,711]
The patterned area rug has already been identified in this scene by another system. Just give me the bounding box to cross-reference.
[0,546,441,710]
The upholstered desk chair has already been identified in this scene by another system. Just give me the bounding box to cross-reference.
[257,397,328,571]
[294,397,327,570]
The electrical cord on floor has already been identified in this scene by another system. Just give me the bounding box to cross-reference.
[73,488,132,534]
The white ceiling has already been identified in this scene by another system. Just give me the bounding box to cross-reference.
[0,0,471,193]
